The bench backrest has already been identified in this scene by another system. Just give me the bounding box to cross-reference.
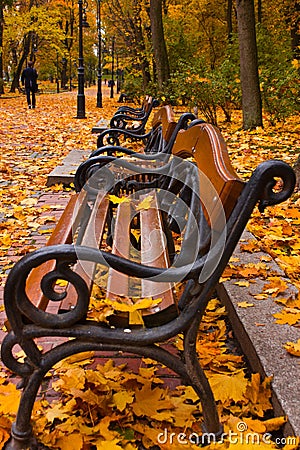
[172,122,245,221]
[151,105,177,142]
[143,96,152,113]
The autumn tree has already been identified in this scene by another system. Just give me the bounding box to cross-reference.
[149,0,170,88]
[102,0,152,90]
[3,1,66,92]
[0,0,16,93]
[236,0,262,129]
[56,0,76,89]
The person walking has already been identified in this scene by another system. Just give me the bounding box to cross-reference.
[21,61,38,109]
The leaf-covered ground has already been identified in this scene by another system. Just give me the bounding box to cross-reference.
[0,87,299,449]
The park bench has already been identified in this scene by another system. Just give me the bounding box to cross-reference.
[91,96,159,135]
[2,122,295,449]
[115,94,152,115]
[92,105,197,155]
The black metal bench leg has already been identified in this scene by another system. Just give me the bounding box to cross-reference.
[5,369,47,450]
[184,314,223,438]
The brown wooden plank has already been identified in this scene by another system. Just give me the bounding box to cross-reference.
[172,123,245,222]
[59,192,110,312]
[151,105,176,142]
[144,96,152,113]
[25,190,88,311]
[106,201,132,303]
[139,192,178,326]
[105,201,136,327]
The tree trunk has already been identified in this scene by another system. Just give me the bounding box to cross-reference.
[0,2,4,94]
[290,1,300,64]
[257,0,262,23]
[227,0,233,41]
[10,33,32,93]
[294,155,300,190]
[150,0,170,89]
[236,0,262,129]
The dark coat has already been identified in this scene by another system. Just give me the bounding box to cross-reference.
[21,67,38,91]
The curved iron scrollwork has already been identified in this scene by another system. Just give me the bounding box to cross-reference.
[5,252,90,332]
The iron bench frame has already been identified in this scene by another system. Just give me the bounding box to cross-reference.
[92,108,197,157]
[91,96,159,135]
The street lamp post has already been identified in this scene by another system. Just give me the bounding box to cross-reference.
[96,0,102,107]
[110,36,115,99]
[56,52,59,93]
[76,0,89,118]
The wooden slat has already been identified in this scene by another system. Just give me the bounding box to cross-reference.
[151,105,176,142]
[106,201,132,302]
[140,192,178,326]
[59,192,110,312]
[105,201,135,327]
[25,190,88,311]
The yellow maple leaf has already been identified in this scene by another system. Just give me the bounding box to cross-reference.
[235,281,250,287]
[54,351,95,370]
[242,416,266,433]
[281,436,300,450]
[55,432,83,450]
[263,277,288,297]
[97,416,120,440]
[45,402,74,424]
[262,416,287,431]
[0,383,21,415]
[284,338,300,356]
[54,367,86,391]
[237,301,254,308]
[56,279,68,287]
[252,294,268,300]
[240,239,260,253]
[273,308,300,325]
[95,438,122,449]
[136,195,153,211]
[209,371,248,402]
[20,197,38,206]
[170,395,199,428]
[107,194,129,204]
[132,384,174,419]
[0,233,12,248]
[105,297,161,312]
[112,390,134,412]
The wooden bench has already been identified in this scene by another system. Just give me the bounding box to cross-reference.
[2,122,295,449]
[115,94,152,115]
[92,105,197,156]
[91,96,159,135]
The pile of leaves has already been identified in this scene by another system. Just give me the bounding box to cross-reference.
[0,299,294,450]
[0,89,299,449]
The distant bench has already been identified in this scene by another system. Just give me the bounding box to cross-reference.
[92,95,159,135]
[92,104,196,155]
[2,121,295,449]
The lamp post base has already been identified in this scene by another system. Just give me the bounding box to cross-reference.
[96,91,102,108]
[76,93,86,119]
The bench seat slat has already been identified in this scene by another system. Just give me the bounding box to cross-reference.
[106,201,133,303]
[59,192,110,312]
[25,191,88,311]
[140,193,178,326]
